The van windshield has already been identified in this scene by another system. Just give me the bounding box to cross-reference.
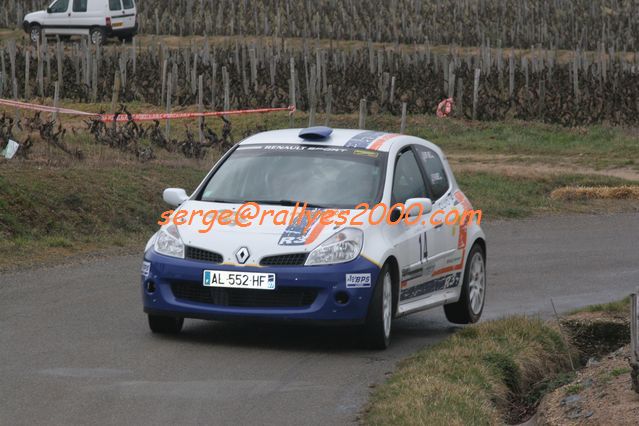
[199,144,387,209]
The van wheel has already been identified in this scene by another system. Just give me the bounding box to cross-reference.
[29,24,42,44]
[90,27,106,45]
[444,244,486,324]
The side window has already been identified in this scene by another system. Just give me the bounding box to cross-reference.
[49,0,70,13]
[414,146,450,201]
[72,0,87,12]
[109,0,122,11]
[122,0,135,9]
[392,149,428,204]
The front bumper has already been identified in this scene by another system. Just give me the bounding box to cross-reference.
[141,249,381,324]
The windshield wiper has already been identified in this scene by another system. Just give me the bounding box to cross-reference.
[246,200,326,209]
[206,199,243,204]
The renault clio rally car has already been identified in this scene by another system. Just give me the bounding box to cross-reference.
[142,127,486,349]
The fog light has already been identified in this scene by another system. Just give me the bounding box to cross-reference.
[335,291,349,305]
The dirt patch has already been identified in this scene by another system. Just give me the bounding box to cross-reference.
[550,186,639,201]
[560,312,630,363]
[448,155,639,182]
[537,345,639,425]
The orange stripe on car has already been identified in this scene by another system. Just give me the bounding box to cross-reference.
[367,133,400,151]
[432,253,465,276]
[304,221,328,245]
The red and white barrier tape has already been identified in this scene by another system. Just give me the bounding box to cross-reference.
[0,98,296,122]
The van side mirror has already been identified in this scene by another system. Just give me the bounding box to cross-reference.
[47,7,52,13]
[163,188,189,207]
[404,198,433,217]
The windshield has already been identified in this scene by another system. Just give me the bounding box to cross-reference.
[199,144,387,209]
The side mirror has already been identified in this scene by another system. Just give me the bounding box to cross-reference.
[47,7,52,13]
[404,198,433,217]
[163,188,188,207]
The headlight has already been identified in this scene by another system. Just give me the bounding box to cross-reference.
[305,228,363,266]
[154,224,185,258]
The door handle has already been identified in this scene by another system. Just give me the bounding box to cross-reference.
[68,13,71,16]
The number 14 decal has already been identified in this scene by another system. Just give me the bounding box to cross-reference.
[418,232,428,261]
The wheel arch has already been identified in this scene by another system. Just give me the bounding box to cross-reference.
[471,236,486,257]
[383,255,400,317]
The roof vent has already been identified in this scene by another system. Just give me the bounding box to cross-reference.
[299,126,333,141]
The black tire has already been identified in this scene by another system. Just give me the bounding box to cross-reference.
[444,244,486,324]
[148,314,184,334]
[363,263,394,349]
[89,27,106,45]
[29,24,42,44]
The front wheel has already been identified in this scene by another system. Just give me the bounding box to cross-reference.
[363,264,394,349]
[148,314,184,334]
[444,244,486,324]
[29,24,42,44]
[90,27,106,45]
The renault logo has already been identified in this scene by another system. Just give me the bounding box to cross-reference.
[235,247,250,264]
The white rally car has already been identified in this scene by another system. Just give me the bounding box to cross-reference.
[142,127,486,349]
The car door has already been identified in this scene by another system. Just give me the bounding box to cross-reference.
[120,0,137,30]
[386,147,434,305]
[43,0,72,35]
[69,0,89,35]
[413,145,462,284]
[109,0,135,31]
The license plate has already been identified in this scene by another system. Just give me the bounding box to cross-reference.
[203,270,276,290]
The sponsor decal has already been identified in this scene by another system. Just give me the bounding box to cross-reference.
[141,261,151,277]
[399,272,461,301]
[278,208,324,246]
[267,275,276,289]
[344,131,387,148]
[345,273,372,288]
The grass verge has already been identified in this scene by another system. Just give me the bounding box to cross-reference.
[363,317,578,425]
[0,163,205,271]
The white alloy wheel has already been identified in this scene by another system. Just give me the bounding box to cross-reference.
[468,251,486,315]
[382,271,392,338]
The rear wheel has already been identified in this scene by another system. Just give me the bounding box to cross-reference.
[148,314,184,334]
[29,24,42,44]
[363,264,393,349]
[90,27,106,45]
[444,244,486,324]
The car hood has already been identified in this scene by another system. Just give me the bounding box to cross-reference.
[170,200,369,265]
[24,11,47,22]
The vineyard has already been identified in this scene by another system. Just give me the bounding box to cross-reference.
[0,36,637,126]
[4,0,639,50]
[0,1,638,163]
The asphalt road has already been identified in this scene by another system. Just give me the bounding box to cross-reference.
[2,213,638,425]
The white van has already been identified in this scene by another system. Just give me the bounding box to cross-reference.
[23,0,138,45]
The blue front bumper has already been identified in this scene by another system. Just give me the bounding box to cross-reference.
[142,250,381,324]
